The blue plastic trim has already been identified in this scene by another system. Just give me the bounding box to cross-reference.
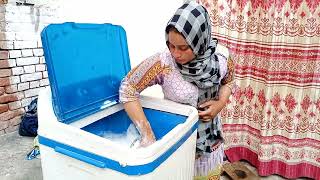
[38,121,198,175]
[54,146,106,168]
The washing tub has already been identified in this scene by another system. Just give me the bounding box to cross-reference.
[38,22,198,180]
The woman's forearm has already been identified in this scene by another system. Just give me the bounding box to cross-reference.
[123,100,156,146]
[124,100,148,125]
[216,84,232,109]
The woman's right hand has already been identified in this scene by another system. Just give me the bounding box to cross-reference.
[140,132,156,147]
[123,100,156,147]
[137,120,156,147]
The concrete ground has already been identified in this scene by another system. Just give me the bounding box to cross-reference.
[0,131,312,180]
[0,131,42,180]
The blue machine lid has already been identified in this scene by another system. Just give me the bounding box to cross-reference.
[41,22,131,124]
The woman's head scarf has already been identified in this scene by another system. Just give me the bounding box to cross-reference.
[165,1,220,103]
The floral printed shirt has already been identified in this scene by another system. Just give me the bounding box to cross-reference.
[119,45,234,107]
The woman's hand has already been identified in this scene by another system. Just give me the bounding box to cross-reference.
[123,100,156,147]
[198,100,221,121]
[140,132,156,147]
[136,119,156,147]
[198,84,232,121]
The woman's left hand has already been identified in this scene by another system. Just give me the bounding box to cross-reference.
[198,100,222,121]
[198,84,233,121]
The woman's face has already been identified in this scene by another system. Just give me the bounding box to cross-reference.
[167,30,195,64]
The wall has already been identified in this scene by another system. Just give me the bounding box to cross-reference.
[0,0,60,135]
[58,0,183,98]
[58,0,182,66]
[0,0,182,134]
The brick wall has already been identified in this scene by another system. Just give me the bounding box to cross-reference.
[0,1,58,135]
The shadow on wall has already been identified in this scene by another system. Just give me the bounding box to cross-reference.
[30,7,40,32]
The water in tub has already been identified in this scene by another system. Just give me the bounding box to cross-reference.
[102,124,141,148]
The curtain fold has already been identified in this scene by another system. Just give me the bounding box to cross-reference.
[197,0,320,179]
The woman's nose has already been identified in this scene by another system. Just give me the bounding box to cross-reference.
[172,48,181,58]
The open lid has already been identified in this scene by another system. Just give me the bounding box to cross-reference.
[41,22,131,124]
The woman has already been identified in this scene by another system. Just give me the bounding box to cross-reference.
[119,1,234,179]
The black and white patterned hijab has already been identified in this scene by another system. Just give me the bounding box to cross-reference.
[165,1,220,104]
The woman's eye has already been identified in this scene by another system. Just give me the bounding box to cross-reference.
[168,43,175,50]
[181,47,189,51]
[167,42,189,51]
[179,46,189,51]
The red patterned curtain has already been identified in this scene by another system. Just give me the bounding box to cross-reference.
[197,0,320,179]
